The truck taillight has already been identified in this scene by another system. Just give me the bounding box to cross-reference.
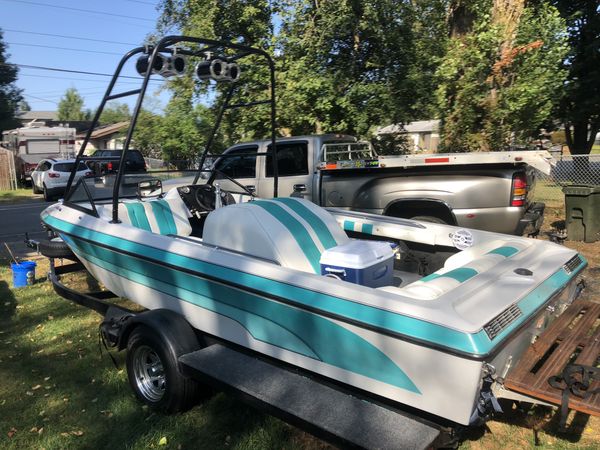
[511,173,527,206]
[107,162,113,171]
[48,172,60,178]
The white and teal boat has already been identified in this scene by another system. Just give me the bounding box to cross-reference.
[41,36,587,431]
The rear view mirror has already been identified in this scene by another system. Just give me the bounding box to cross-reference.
[138,179,163,198]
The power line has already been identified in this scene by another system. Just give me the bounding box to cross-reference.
[23,93,58,105]
[18,73,159,85]
[0,0,156,22]
[123,0,158,5]
[2,28,138,46]
[14,63,150,80]
[6,42,124,56]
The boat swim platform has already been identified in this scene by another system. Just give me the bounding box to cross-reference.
[504,300,600,417]
[179,344,442,450]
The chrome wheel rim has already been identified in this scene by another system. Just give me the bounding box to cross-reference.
[132,345,165,402]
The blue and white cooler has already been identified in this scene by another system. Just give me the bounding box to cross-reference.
[320,240,394,288]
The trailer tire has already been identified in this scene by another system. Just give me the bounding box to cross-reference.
[38,239,77,260]
[126,325,201,413]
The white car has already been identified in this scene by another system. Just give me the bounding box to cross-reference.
[31,158,92,201]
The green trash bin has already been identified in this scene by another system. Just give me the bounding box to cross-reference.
[562,184,600,242]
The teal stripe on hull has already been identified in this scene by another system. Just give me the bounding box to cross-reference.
[487,246,519,257]
[65,234,420,393]
[272,198,338,249]
[44,215,586,357]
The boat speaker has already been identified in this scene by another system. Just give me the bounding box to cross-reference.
[226,62,241,82]
[195,58,228,81]
[159,55,187,77]
[136,54,168,76]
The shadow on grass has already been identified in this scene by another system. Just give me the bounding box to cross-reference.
[0,279,17,321]
[461,399,590,447]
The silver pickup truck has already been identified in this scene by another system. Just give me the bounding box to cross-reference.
[209,134,551,235]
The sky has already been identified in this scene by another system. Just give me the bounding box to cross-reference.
[0,0,166,113]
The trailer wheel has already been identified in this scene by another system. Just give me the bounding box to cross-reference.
[126,325,201,413]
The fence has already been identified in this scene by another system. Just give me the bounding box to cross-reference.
[532,154,600,208]
[0,147,17,190]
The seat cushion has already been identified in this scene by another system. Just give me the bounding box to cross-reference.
[202,197,349,273]
[97,191,192,236]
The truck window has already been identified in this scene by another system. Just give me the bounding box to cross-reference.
[266,142,309,177]
[215,146,258,179]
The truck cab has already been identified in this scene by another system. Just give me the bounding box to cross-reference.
[211,135,356,199]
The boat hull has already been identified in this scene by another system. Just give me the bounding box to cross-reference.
[42,204,586,425]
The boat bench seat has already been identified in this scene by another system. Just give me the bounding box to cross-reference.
[380,240,528,300]
[97,190,193,236]
[203,197,350,273]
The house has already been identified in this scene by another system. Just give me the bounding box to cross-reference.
[77,121,130,153]
[17,111,92,133]
[377,120,440,153]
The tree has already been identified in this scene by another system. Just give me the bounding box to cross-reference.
[0,28,24,132]
[99,102,131,124]
[57,88,90,121]
[277,0,438,137]
[436,0,568,151]
[552,1,600,156]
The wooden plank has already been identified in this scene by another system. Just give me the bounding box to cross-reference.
[504,301,600,417]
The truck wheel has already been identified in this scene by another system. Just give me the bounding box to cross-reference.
[410,215,447,225]
[126,325,201,413]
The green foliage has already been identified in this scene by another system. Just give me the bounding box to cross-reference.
[436,1,568,152]
[99,102,131,125]
[0,28,24,132]
[277,0,446,137]
[371,133,412,156]
[551,0,600,155]
[57,88,90,121]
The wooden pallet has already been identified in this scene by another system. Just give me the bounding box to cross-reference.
[504,300,600,416]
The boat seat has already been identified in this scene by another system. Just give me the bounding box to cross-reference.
[202,197,350,273]
[97,190,193,236]
[380,240,528,300]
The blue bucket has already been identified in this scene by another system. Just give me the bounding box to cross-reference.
[11,261,37,288]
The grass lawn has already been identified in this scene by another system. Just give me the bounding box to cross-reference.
[1,256,598,449]
[0,188,40,204]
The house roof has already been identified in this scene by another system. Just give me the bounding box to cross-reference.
[78,121,130,139]
[18,111,59,122]
[378,119,440,134]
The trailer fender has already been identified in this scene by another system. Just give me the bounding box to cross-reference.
[116,309,201,362]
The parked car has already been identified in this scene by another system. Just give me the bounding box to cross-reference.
[31,158,92,201]
[87,149,147,175]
